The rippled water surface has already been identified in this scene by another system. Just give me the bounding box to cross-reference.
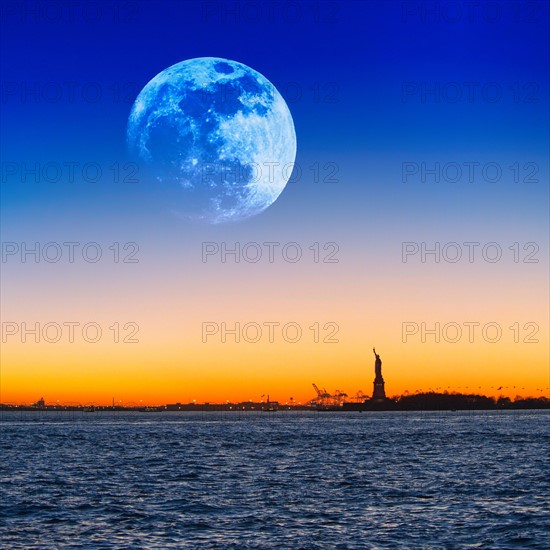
[1,411,549,548]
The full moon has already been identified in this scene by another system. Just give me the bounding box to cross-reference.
[127,57,297,223]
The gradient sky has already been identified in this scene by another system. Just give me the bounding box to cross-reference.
[1,0,548,405]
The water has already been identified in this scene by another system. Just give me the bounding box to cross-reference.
[1,411,549,548]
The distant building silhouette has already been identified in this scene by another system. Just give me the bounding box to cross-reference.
[372,348,386,400]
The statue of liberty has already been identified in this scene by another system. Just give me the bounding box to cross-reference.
[373,348,382,378]
[372,347,386,400]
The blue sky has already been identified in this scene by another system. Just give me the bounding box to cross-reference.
[2,1,548,220]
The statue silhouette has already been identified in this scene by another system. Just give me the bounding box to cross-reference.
[372,347,386,400]
[373,348,382,378]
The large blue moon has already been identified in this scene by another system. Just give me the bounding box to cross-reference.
[127,57,297,223]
